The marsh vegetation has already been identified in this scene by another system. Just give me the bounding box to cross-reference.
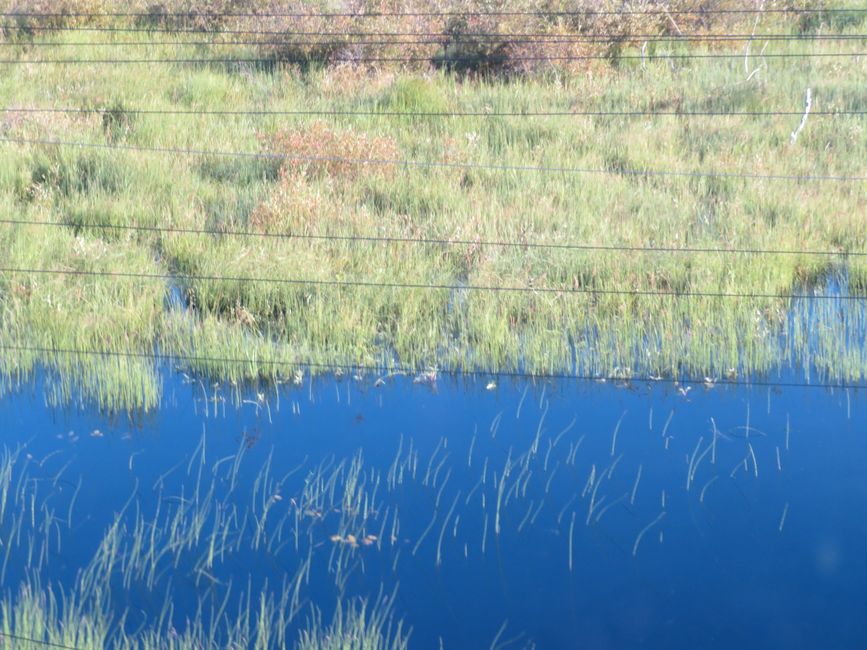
[0,4,865,642]
[0,2,864,411]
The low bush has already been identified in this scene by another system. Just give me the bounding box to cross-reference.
[1,0,107,37]
[263,121,400,181]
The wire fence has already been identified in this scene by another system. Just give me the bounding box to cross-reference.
[2,136,862,183]
[5,34,867,46]
[1,266,861,302]
[3,8,865,18]
[2,218,864,259]
[1,51,862,64]
[4,106,861,118]
[1,6,865,397]
[3,343,864,391]
[3,23,863,37]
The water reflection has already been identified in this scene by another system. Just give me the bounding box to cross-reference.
[0,369,863,649]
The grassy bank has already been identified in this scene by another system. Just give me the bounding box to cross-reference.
[0,2,865,410]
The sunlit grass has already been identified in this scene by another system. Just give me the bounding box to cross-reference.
[0,5,865,409]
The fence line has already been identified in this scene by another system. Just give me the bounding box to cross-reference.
[2,343,863,391]
[2,218,863,259]
[6,34,867,46]
[3,8,865,18]
[1,136,862,183]
[1,266,862,302]
[1,51,862,64]
[4,106,862,118]
[4,23,864,37]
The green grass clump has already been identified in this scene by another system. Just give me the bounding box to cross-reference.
[0,219,164,410]
[379,77,450,115]
[298,596,410,650]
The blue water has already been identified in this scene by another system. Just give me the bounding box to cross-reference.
[0,369,865,648]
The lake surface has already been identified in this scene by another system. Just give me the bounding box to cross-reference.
[0,367,865,649]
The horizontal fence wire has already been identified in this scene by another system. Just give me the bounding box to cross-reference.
[1,136,863,183]
[3,106,861,118]
[2,218,864,259]
[0,632,80,650]
[3,23,865,37]
[2,343,863,391]
[1,51,863,64]
[3,8,866,17]
[0,266,862,302]
[5,34,867,46]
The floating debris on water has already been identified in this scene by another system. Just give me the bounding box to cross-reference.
[413,369,438,385]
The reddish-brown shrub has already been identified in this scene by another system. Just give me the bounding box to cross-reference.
[1,0,806,74]
[263,121,400,181]
[248,169,327,234]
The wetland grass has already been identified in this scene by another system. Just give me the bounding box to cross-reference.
[0,6,865,642]
[297,593,410,650]
[0,7,865,409]
[779,502,790,533]
[632,511,667,557]
[0,433,412,650]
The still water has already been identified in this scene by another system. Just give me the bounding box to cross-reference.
[0,368,864,649]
